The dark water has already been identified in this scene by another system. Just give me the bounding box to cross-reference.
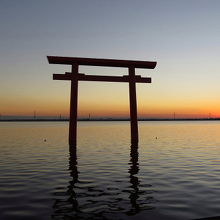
[1,121,220,219]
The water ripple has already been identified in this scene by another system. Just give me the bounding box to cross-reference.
[1,121,220,219]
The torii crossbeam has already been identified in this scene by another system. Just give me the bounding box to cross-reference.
[47,56,157,146]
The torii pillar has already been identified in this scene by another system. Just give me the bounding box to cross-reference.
[47,56,157,146]
[69,64,79,146]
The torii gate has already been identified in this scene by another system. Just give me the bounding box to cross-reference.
[47,56,157,146]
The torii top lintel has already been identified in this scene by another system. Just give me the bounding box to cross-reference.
[47,56,157,69]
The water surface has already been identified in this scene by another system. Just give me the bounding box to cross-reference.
[1,121,220,219]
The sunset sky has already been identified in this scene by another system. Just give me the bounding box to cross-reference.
[1,0,220,118]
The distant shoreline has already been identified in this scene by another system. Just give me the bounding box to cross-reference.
[1,118,220,122]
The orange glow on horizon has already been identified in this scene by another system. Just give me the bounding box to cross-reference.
[1,88,220,118]
[2,101,220,118]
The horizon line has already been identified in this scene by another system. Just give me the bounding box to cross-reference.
[1,118,220,122]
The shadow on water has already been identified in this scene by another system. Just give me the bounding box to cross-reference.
[127,144,155,216]
[52,146,81,219]
[52,144,155,219]
[67,146,80,212]
[127,144,140,215]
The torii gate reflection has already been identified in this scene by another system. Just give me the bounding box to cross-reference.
[47,56,157,146]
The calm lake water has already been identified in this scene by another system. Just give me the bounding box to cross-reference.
[1,121,220,220]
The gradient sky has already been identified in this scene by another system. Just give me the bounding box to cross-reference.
[1,0,220,118]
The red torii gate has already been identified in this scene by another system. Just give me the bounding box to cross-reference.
[47,56,157,146]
